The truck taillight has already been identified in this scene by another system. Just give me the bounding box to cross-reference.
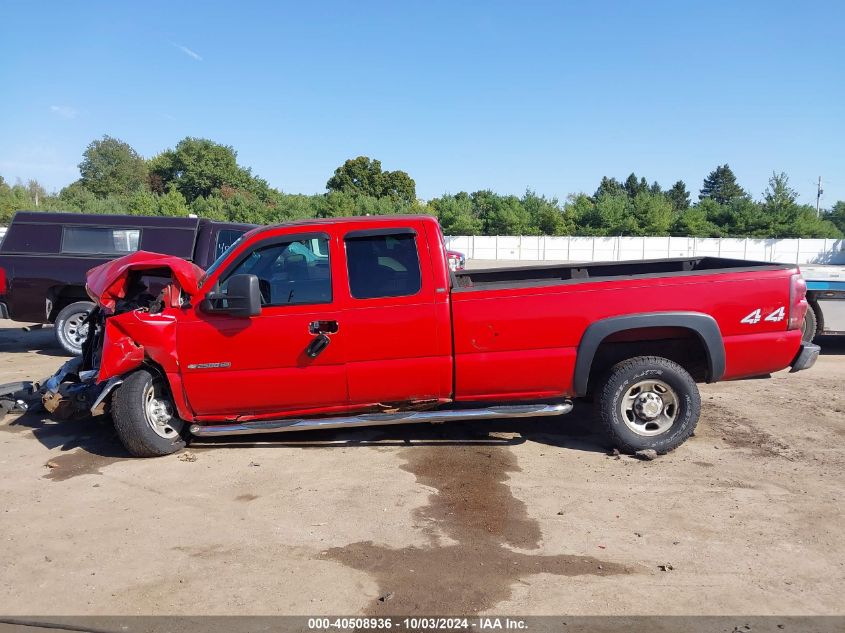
[788,273,808,330]
[0,267,6,294]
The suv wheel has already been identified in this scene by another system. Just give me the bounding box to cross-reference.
[54,301,95,356]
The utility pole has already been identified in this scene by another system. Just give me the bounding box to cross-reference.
[816,176,823,216]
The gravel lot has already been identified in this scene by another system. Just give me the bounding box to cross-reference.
[0,318,843,617]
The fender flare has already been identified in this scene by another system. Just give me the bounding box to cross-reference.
[572,311,726,397]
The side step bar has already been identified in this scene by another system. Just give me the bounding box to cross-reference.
[189,401,573,437]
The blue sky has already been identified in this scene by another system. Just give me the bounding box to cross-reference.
[1,0,843,206]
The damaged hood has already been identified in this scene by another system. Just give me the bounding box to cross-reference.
[86,250,205,312]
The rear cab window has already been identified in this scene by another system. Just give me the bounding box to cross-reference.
[62,227,140,255]
[344,230,422,299]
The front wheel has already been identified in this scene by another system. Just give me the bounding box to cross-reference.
[595,356,701,454]
[111,369,186,457]
[54,301,95,356]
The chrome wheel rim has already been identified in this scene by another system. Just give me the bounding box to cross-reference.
[64,312,89,347]
[620,379,679,436]
[144,380,183,439]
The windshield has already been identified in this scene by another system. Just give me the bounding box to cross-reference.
[199,235,245,288]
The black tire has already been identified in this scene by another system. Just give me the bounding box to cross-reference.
[54,301,95,356]
[111,369,186,457]
[595,356,701,454]
[801,305,818,343]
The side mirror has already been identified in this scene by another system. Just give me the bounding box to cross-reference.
[203,274,262,317]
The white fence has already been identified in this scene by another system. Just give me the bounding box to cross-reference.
[444,235,845,265]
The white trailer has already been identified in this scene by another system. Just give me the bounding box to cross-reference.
[801,265,845,339]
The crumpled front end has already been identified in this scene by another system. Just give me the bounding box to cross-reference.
[86,250,203,314]
[34,251,203,421]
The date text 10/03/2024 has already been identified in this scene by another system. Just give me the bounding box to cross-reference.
[307,617,527,630]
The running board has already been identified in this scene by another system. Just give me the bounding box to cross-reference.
[189,402,573,437]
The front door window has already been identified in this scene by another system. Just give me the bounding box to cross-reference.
[221,237,331,306]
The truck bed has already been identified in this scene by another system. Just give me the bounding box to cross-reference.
[453,256,790,291]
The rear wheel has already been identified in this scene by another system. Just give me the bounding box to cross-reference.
[595,356,700,454]
[111,369,186,457]
[54,301,95,356]
[801,305,818,343]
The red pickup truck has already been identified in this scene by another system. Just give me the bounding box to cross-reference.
[28,215,818,457]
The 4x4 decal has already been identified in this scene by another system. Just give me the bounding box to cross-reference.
[741,307,785,324]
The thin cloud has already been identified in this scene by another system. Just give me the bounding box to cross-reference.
[173,43,202,61]
[49,105,77,119]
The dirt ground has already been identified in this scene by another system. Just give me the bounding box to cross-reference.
[0,319,843,617]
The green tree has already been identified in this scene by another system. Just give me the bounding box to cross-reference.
[632,191,674,235]
[149,137,255,202]
[724,197,772,236]
[624,173,649,199]
[699,164,747,204]
[189,195,226,221]
[469,190,498,232]
[522,190,572,235]
[574,192,639,236]
[762,171,798,213]
[326,157,380,197]
[58,181,97,212]
[666,180,691,211]
[26,180,47,207]
[672,206,721,237]
[782,206,842,238]
[326,156,416,204]
[157,188,189,216]
[126,189,159,216]
[825,201,845,234]
[594,176,624,199]
[380,170,417,204]
[430,193,483,235]
[78,136,148,198]
[485,194,536,235]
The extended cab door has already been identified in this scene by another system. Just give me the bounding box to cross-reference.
[337,222,452,406]
[177,231,347,418]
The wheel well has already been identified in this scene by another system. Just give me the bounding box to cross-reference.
[47,286,90,321]
[586,327,710,395]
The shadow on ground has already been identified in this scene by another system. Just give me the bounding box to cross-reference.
[189,405,606,454]
[0,323,68,357]
[817,335,845,355]
[3,400,607,463]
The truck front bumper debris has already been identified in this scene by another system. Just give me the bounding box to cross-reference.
[40,357,109,419]
[790,342,821,372]
[0,381,36,414]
